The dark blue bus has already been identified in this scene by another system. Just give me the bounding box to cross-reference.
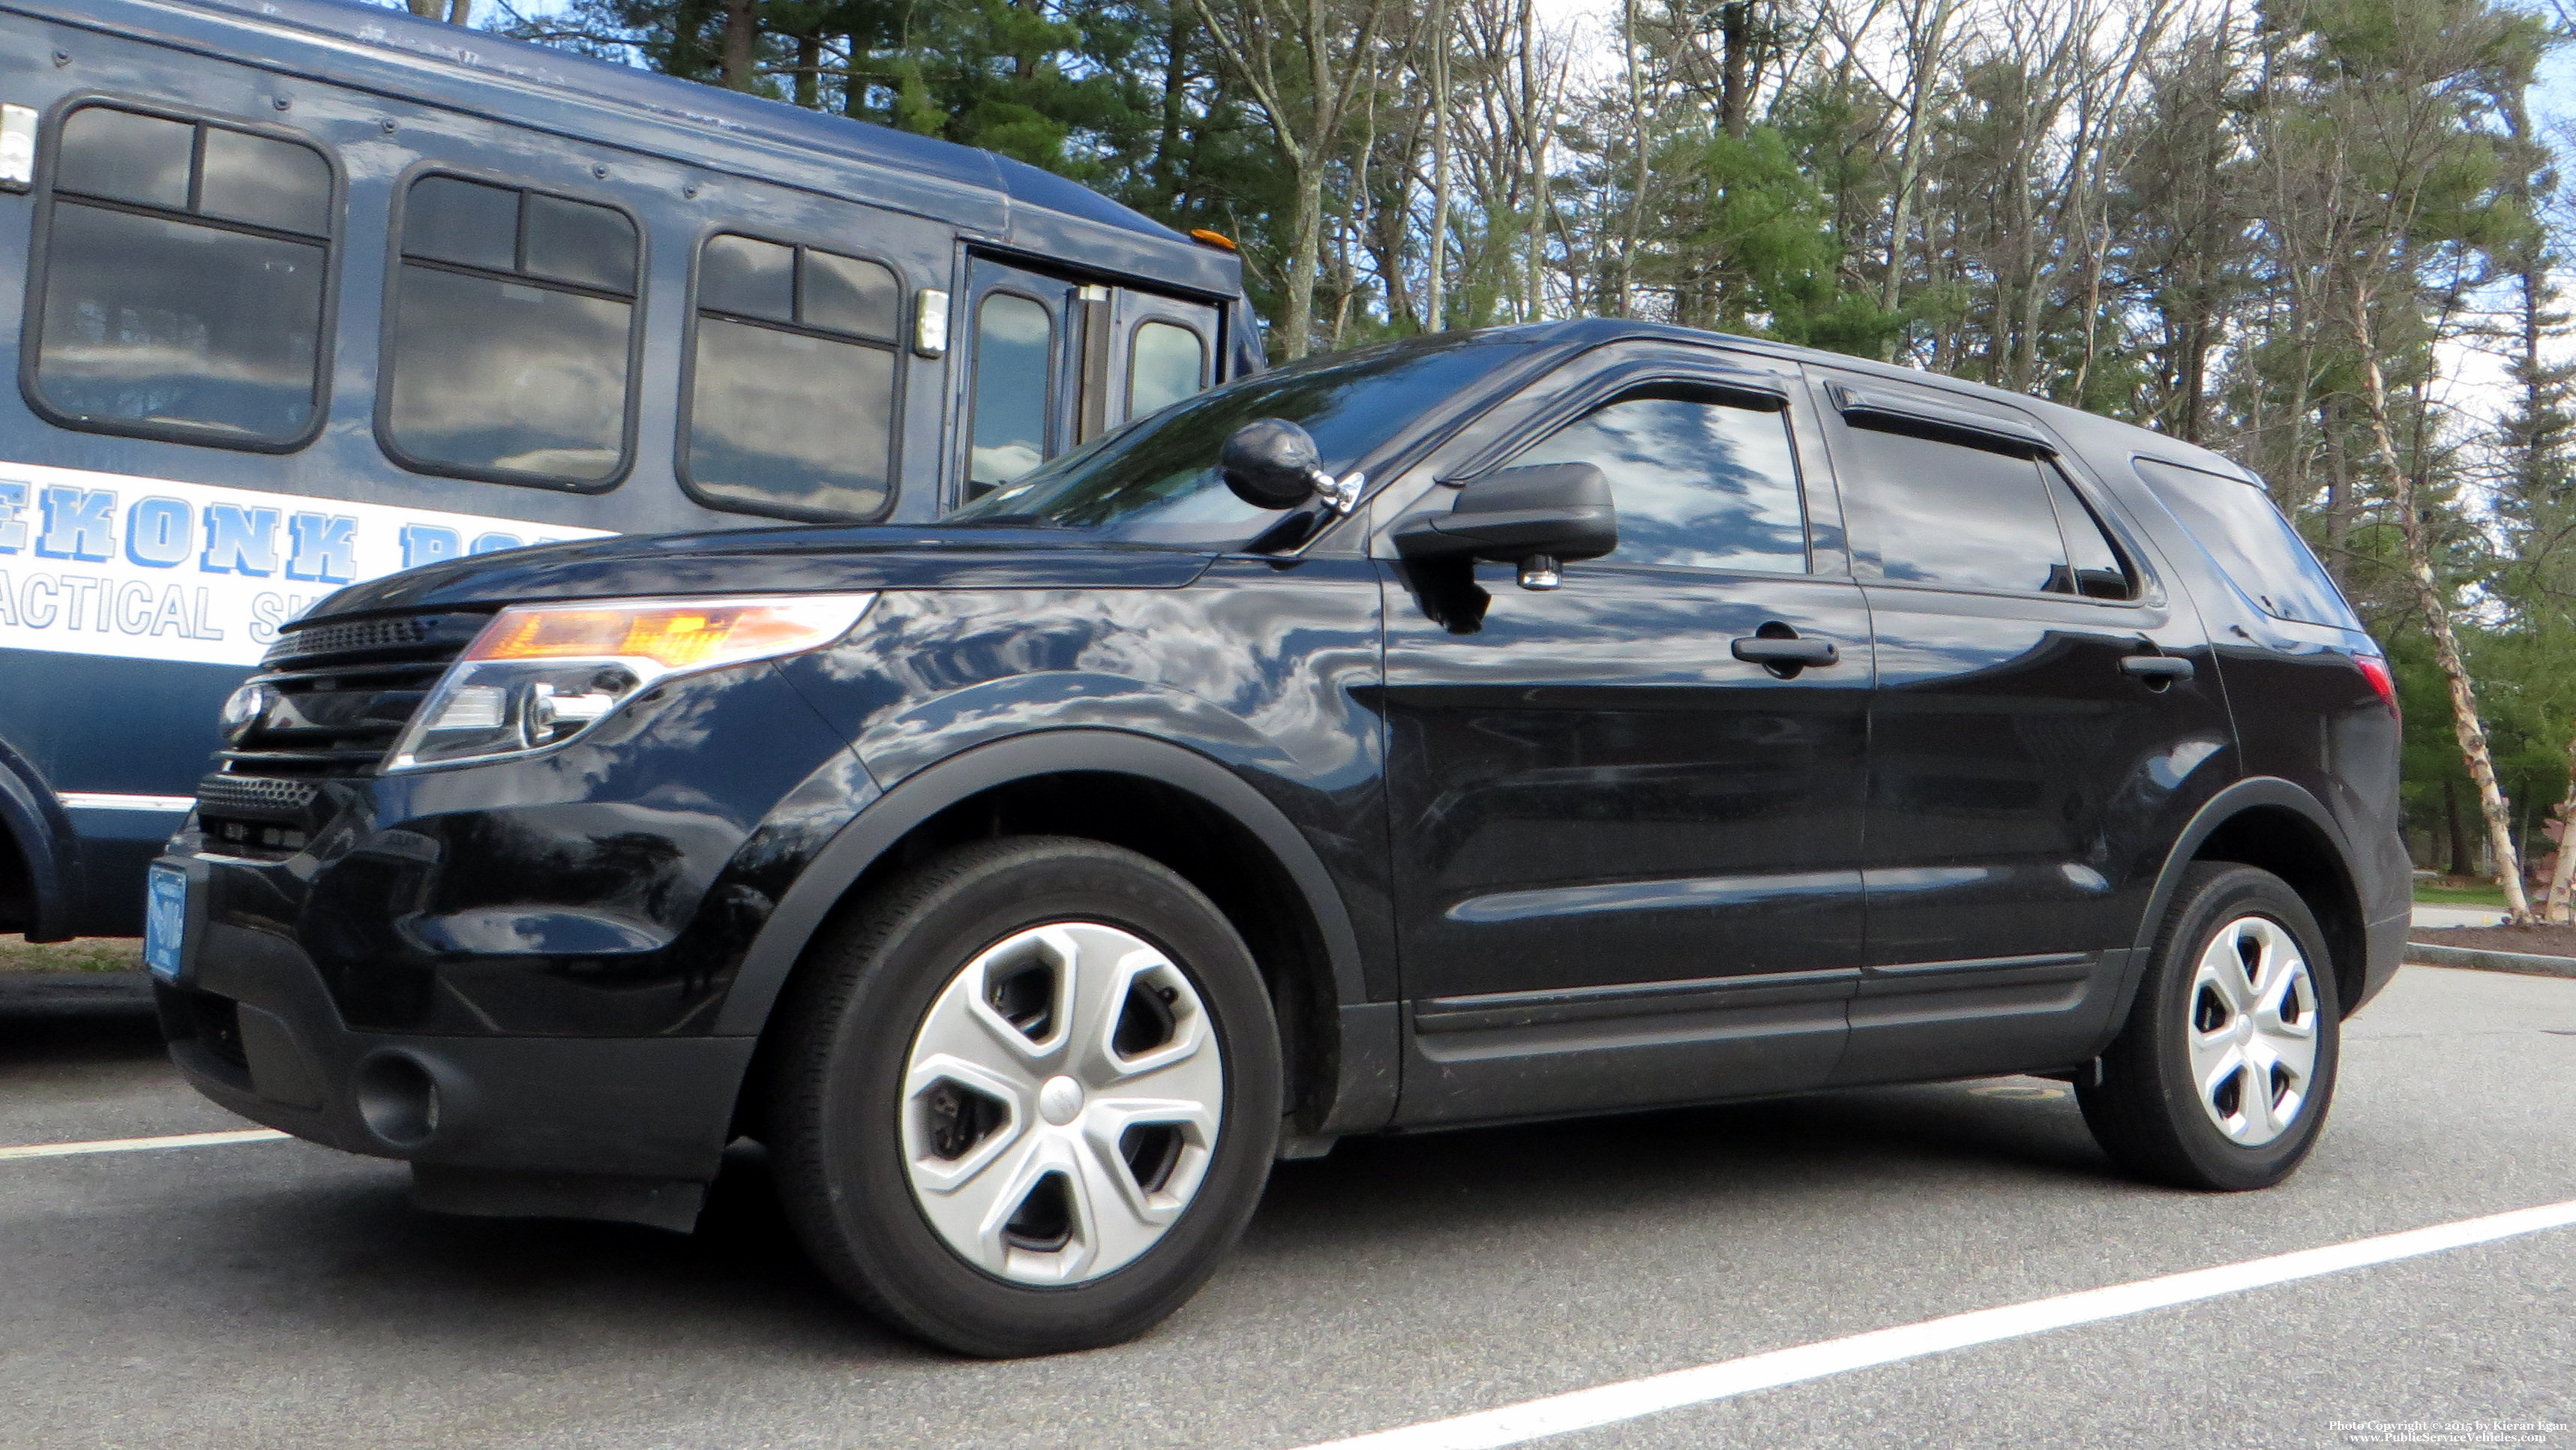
[0,0,1259,941]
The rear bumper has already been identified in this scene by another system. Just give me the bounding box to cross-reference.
[163,917,754,1225]
[2359,907,2409,1013]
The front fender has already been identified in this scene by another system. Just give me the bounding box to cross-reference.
[853,671,1308,788]
[713,728,1371,1036]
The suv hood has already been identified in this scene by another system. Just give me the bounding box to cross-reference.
[303,524,1223,622]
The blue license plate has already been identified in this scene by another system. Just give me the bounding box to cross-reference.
[143,863,189,981]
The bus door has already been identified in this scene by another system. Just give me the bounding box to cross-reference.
[955,257,1221,502]
[1110,292,1221,425]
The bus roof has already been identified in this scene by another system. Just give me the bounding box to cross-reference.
[97,0,1233,290]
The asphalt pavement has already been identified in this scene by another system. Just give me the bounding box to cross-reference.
[1,964,2569,1450]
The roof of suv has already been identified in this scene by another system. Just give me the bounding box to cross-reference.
[1489,318,2257,485]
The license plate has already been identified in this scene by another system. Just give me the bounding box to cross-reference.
[143,863,189,982]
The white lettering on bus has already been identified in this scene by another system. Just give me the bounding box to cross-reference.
[0,463,610,668]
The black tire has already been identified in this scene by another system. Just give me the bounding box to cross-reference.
[2078,862,2342,1191]
[766,836,1282,1357]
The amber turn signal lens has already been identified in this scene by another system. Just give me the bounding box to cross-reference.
[463,596,874,671]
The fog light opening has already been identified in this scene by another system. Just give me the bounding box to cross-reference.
[355,1052,442,1148]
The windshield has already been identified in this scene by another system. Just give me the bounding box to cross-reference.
[947,337,1525,545]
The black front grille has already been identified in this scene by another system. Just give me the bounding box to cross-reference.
[194,772,324,856]
[215,611,490,779]
[196,773,320,818]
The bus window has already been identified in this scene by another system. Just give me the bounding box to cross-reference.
[383,174,638,488]
[29,105,333,448]
[968,292,1053,492]
[1127,320,1206,420]
[682,233,901,520]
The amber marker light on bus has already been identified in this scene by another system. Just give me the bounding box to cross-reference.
[1189,228,1239,252]
[388,594,877,770]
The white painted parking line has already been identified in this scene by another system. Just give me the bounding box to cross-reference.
[1297,1196,2576,1450]
[0,1128,290,1161]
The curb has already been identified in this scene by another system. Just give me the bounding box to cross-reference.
[0,969,153,1015]
[2405,944,2576,980]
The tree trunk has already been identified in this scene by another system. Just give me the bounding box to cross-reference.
[1877,0,1953,361]
[2358,338,2532,919]
[1518,0,1549,323]
[1159,9,1192,204]
[719,0,758,90]
[445,0,472,24]
[1429,0,1453,330]
[1616,0,1642,318]
[2446,778,2473,878]
[1719,2,1750,140]
[1280,154,1324,359]
[2545,732,2576,923]
[793,28,820,108]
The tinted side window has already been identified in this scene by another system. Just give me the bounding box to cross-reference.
[2045,468,2135,599]
[384,175,639,487]
[1849,425,2067,593]
[31,106,333,447]
[2135,458,2362,629]
[1510,390,1808,572]
[1128,321,1206,420]
[683,233,902,520]
[970,293,1053,491]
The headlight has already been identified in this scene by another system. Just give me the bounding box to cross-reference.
[219,682,277,746]
[387,593,875,771]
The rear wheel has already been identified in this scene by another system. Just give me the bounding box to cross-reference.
[2078,863,2341,1190]
[768,836,1281,1356]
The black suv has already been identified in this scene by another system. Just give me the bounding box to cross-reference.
[151,321,2409,1356]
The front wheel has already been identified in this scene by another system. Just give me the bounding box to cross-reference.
[2077,863,2342,1191]
[767,836,1282,1356]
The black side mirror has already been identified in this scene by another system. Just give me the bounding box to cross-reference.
[1222,418,1330,509]
[1393,464,1618,590]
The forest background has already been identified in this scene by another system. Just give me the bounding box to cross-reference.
[412,0,2576,916]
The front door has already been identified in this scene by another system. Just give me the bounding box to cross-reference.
[955,258,1222,503]
[1382,353,1874,1124]
[1812,367,2234,1084]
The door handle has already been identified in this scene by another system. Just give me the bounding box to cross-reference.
[1732,636,1839,666]
[2120,655,2195,683]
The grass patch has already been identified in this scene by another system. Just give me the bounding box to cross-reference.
[2415,878,2509,908]
[0,936,143,974]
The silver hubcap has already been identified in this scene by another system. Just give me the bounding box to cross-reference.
[2185,914,2320,1147]
[900,923,1223,1286]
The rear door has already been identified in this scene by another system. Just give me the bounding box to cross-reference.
[1812,368,2233,1084]
[954,257,1219,503]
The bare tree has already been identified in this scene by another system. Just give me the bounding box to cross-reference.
[1194,0,1400,357]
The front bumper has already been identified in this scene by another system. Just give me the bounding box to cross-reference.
[163,915,754,1229]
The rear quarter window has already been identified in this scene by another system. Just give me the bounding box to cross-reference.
[2133,458,2362,630]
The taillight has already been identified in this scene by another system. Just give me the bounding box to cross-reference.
[2354,653,2398,717]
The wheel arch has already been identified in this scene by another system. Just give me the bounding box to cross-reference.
[2130,777,2369,1021]
[0,735,73,941]
[717,730,1378,1139]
